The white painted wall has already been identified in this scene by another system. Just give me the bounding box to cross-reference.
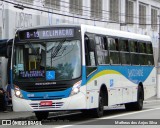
[0,0,160,65]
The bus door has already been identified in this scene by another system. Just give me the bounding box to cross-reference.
[84,33,98,108]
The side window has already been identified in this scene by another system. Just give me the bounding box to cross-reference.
[130,40,138,52]
[95,36,109,65]
[146,43,153,54]
[108,38,119,51]
[138,42,148,65]
[119,39,130,65]
[139,42,146,53]
[119,39,129,52]
[146,42,154,65]
[85,34,96,66]
[108,37,120,64]
[129,40,139,65]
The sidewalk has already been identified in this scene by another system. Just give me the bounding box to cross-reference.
[0,96,160,120]
[144,95,160,104]
[0,111,35,120]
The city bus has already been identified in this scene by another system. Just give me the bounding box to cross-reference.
[9,24,156,120]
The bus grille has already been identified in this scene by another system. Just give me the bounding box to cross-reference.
[30,102,64,110]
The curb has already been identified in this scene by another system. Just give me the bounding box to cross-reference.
[144,99,160,104]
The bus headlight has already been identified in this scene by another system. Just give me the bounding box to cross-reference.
[70,80,82,96]
[14,85,23,98]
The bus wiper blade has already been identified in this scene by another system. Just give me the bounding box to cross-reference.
[51,39,66,59]
[26,41,38,56]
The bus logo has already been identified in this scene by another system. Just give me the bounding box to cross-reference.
[110,79,114,87]
[46,71,55,80]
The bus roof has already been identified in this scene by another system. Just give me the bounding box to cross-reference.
[16,24,151,42]
[81,24,151,42]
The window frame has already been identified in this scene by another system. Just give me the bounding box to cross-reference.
[139,3,147,28]
[70,0,83,15]
[108,37,120,65]
[95,35,109,65]
[125,0,134,24]
[91,0,102,19]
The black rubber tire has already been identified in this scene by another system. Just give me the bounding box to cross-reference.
[125,86,144,111]
[81,91,104,118]
[91,91,104,118]
[35,111,49,121]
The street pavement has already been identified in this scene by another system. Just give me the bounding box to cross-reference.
[0,96,160,120]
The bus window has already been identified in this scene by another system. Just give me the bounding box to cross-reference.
[108,38,120,64]
[138,42,148,65]
[148,55,154,65]
[131,53,139,65]
[129,40,139,65]
[119,39,130,65]
[139,54,148,65]
[119,39,129,52]
[146,43,153,54]
[85,34,96,66]
[95,36,109,65]
[129,40,138,52]
[139,42,146,53]
[146,42,154,65]
[108,38,119,51]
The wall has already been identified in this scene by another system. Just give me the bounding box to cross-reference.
[0,0,159,65]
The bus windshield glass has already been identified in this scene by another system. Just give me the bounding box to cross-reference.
[13,40,81,81]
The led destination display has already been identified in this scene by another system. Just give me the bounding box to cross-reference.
[19,28,75,40]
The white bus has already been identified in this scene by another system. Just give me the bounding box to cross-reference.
[9,24,156,120]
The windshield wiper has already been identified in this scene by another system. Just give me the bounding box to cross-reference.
[49,39,66,59]
[26,41,38,56]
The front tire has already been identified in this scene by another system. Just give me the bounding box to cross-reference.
[81,91,104,118]
[92,92,104,117]
[125,86,144,111]
[35,111,49,121]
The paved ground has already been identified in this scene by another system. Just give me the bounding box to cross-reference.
[0,96,160,120]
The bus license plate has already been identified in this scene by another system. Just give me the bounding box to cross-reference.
[40,101,52,106]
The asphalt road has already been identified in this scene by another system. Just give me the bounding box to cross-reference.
[1,101,160,128]
[37,101,160,127]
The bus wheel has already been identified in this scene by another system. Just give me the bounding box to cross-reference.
[125,86,144,111]
[35,111,49,121]
[92,91,104,118]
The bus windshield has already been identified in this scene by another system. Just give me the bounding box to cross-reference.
[13,40,81,82]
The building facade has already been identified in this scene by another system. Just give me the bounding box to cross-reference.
[0,0,160,64]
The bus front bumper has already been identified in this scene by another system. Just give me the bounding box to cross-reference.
[12,92,86,112]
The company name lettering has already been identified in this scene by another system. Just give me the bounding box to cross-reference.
[128,68,143,77]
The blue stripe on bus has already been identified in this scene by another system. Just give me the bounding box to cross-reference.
[86,66,154,85]
[21,87,72,100]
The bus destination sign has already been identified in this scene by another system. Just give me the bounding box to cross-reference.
[19,28,75,40]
